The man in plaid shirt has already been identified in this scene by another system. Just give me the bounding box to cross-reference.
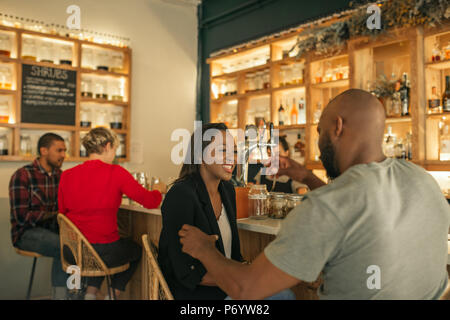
[9,133,68,299]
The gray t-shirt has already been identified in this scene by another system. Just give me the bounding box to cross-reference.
[265,158,450,299]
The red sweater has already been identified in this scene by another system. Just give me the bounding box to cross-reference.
[58,160,162,244]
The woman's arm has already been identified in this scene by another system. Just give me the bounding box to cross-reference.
[117,166,162,209]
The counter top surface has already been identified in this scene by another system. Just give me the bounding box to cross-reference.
[120,204,450,263]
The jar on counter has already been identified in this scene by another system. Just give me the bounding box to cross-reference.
[110,80,124,101]
[248,184,269,220]
[285,194,304,217]
[268,192,287,219]
[0,134,8,155]
[0,100,10,123]
[0,67,12,90]
[95,109,109,127]
[22,38,37,61]
[0,34,12,57]
[20,134,32,157]
[59,45,73,65]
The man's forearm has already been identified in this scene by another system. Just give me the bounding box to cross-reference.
[198,247,252,299]
[303,171,326,190]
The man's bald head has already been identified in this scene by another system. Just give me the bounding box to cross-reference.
[317,89,387,179]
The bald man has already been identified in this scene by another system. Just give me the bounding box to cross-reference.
[179,89,450,300]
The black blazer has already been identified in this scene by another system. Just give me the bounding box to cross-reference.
[158,173,243,300]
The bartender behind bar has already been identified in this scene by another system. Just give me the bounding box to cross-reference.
[179,89,450,300]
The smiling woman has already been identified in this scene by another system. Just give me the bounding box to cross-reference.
[158,123,244,300]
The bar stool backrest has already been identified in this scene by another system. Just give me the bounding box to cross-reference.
[141,234,174,300]
[57,213,111,277]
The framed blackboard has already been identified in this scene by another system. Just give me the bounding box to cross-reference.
[21,64,76,125]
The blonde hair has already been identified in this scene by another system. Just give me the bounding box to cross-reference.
[82,127,119,156]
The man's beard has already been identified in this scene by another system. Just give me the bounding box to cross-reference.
[47,158,63,170]
[319,134,340,180]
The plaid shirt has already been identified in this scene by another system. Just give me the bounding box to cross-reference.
[9,158,62,246]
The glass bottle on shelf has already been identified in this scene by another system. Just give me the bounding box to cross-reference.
[59,45,72,65]
[298,97,306,124]
[290,98,298,125]
[400,73,410,116]
[315,68,322,84]
[81,78,93,98]
[82,48,95,69]
[111,51,124,73]
[0,34,11,57]
[442,75,450,112]
[439,124,450,161]
[406,132,413,160]
[116,135,126,158]
[324,62,333,82]
[0,134,8,155]
[445,42,450,61]
[39,40,54,63]
[278,101,285,126]
[95,79,108,100]
[96,50,110,71]
[383,125,397,158]
[428,86,441,114]
[432,42,442,62]
[95,109,108,127]
[20,134,32,157]
[394,139,406,159]
[314,102,322,124]
[0,66,12,90]
[22,38,37,61]
[0,100,10,123]
[80,106,92,127]
[110,109,123,129]
[110,80,124,101]
[391,92,401,117]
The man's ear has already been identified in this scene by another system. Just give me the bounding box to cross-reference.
[335,116,344,138]
[40,147,48,157]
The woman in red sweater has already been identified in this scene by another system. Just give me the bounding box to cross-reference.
[58,127,163,300]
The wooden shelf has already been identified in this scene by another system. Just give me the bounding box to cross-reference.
[0,89,16,95]
[385,116,412,123]
[80,68,129,78]
[80,97,128,107]
[20,58,77,70]
[276,124,306,130]
[423,161,450,171]
[0,123,16,128]
[311,78,349,89]
[272,84,305,92]
[20,123,77,131]
[0,56,19,64]
[212,63,270,80]
[211,95,239,103]
[426,112,450,119]
[425,59,450,70]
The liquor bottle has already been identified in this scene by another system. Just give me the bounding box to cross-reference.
[406,132,413,160]
[442,76,450,112]
[400,73,410,116]
[314,102,322,124]
[428,86,441,114]
[278,101,285,126]
[290,98,298,125]
[285,99,291,125]
[294,133,306,160]
[440,124,450,161]
[383,125,397,158]
[298,97,306,124]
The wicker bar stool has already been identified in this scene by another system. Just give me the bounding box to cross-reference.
[14,248,42,300]
[141,234,173,300]
[57,214,130,300]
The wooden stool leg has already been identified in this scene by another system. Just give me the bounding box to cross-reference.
[26,257,37,300]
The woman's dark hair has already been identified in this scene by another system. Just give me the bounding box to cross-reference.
[173,123,228,185]
[279,135,289,153]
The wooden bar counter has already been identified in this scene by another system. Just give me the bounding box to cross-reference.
[117,201,321,300]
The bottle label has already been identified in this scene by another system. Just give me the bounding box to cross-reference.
[444,99,450,111]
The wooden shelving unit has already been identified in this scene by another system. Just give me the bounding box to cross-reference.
[208,23,450,171]
[0,24,132,162]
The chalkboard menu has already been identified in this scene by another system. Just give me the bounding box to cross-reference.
[21,64,76,125]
